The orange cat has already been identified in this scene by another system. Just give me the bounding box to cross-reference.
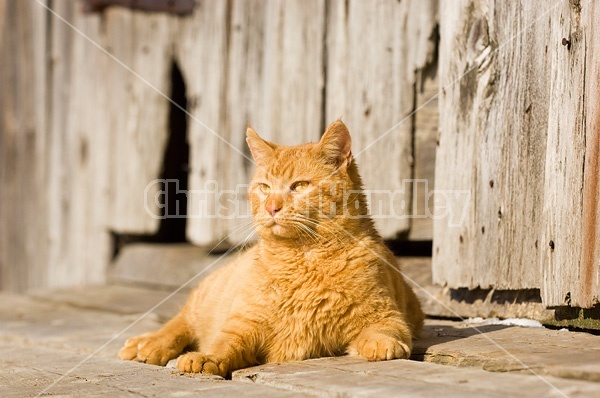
[119,120,424,377]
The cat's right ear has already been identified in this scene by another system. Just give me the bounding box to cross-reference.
[318,120,352,168]
[246,125,275,167]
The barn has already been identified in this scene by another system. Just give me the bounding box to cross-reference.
[1,0,599,395]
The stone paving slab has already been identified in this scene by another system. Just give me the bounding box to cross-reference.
[233,357,600,397]
[2,287,600,397]
[415,320,600,382]
[0,345,301,398]
[23,286,600,383]
[0,293,163,358]
[29,285,189,323]
[110,244,230,289]
[7,344,596,398]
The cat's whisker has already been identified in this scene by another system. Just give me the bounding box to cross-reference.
[215,218,254,234]
[224,220,256,238]
[210,219,257,251]
[285,215,346,245]
[253,220,270,236]
[235,229,259,251]
[231,230,254,252]
[237,228,258,251]
[284,219,326,240]
[268,218,312,243]
[274,216,322,242]
[237,219,268,250]
[294,219,326,242]
[292,222,319,245]
[287,223,307,242]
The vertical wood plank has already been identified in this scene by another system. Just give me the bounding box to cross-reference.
[175,0,229,246]
[433,0,598,307]
[224,0,326,244]
[44,2,114,288]
[409,65,439,241]
[221,0,269,245]
[45,0,77,288]
[403,0,439,242]
[326,0,439,240]
[103,8,173,234]
[433,0,553,290]
[326,0,412,239]
[435,0,540,289]
[63,5,112,287]
[182,0,325,246]
[256,0,325,145]
[578,0,600,307]
[542,1,600,307]
[0,0,49,291]
[433,0,484,288]
[539,2,587,306]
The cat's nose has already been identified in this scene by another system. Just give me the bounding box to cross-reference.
[266,202,282,217]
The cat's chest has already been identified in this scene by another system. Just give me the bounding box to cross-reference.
[260,254,358,360]
[256,248,374,318]
[266,253,349,304]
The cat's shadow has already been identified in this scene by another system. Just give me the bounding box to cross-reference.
[410,321,511,361]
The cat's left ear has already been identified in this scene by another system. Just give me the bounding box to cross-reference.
[246,125,276,167]
[318,120,352,168]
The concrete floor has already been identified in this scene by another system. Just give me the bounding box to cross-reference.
[1,282,599,397]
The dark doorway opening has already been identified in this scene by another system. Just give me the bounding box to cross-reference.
[155,60,189,242]
[111,60,190,259]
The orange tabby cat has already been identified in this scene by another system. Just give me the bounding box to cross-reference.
[119,120,424,377]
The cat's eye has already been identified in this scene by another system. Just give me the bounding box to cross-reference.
[291,181,310,193]
[258,183,271,194]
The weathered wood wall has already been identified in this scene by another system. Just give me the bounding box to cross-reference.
[1,0,49,291]
[0,1,174,291]
[1,0,438,292]
[326,0,439,238]
[433,0,599,307]
[189,0,326,245]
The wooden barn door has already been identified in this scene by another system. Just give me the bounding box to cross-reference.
[1,0,441,292]
[433,0,599,308]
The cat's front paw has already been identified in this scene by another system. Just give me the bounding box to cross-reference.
[356,332,411,361]
[118,332,181,366]
[177,352,228,377]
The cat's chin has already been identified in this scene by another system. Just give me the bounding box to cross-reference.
[259,222,295,239]
[256,218,297,239]
[270,224,293,238]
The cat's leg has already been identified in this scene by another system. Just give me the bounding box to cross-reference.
[176,314,262,377]
[348,314,413,361]
[119,312,193,366]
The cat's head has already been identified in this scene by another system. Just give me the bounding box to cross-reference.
[246,120,368,241]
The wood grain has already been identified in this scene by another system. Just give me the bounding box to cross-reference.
[433,0,599,307]
[326,0,439,239]
[182,0,327,246]
[20,0,600,308]
[173,0,229,245]
[0,0,49,291]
